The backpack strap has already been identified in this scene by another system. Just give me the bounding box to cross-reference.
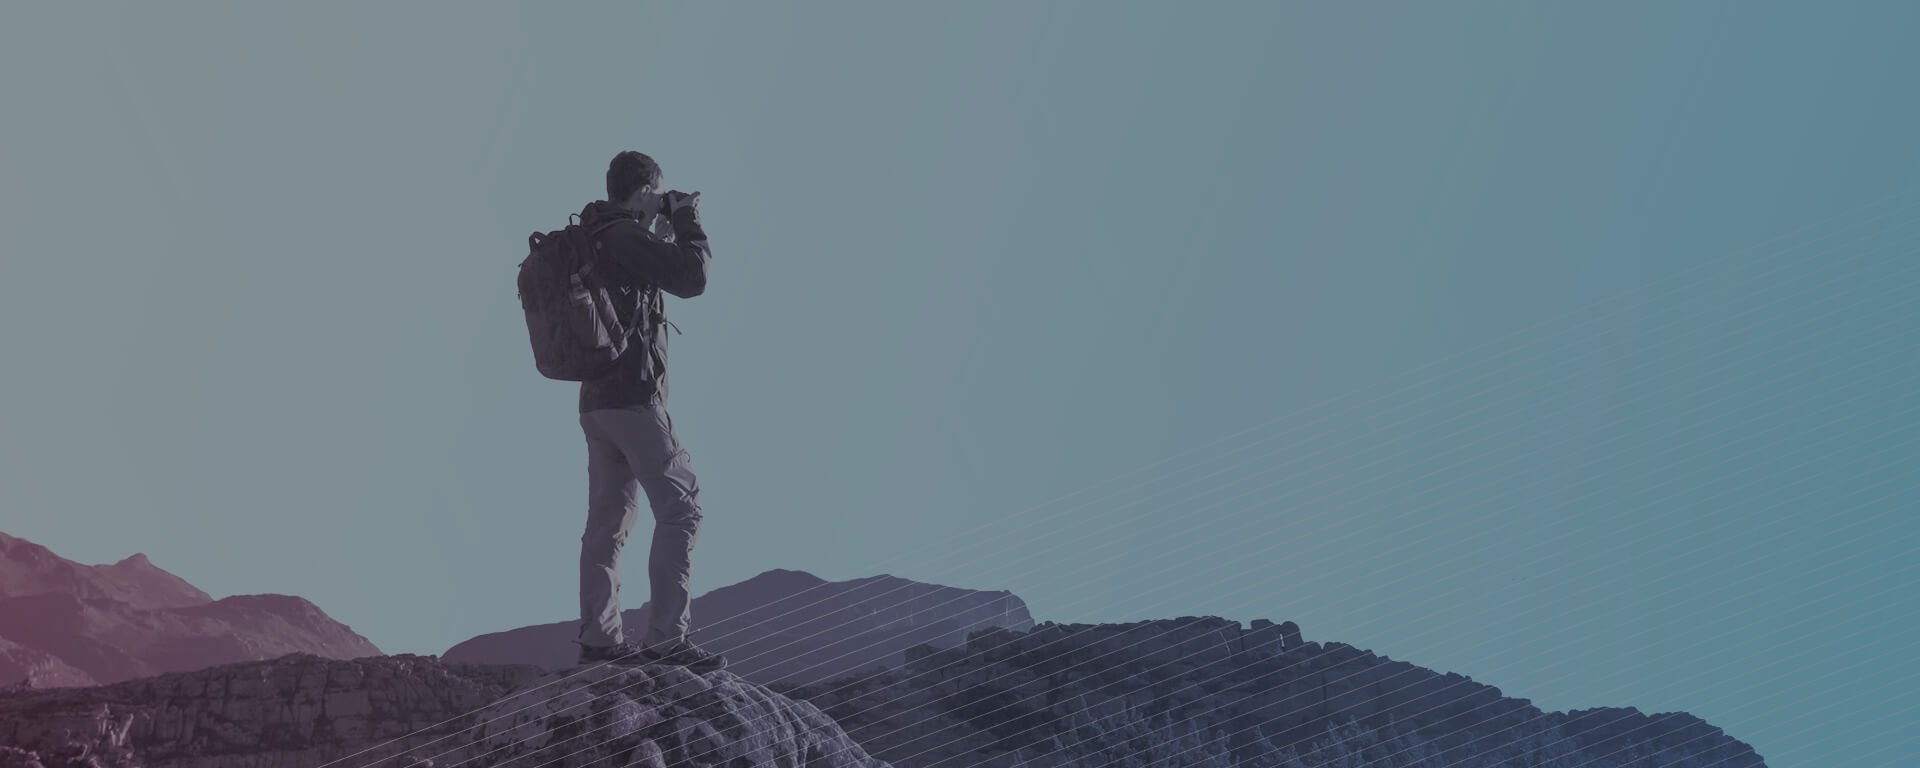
[586,217,628,238]
[574,216,653,344]
[576,213,671,362]
[644,284,669,382]
[580,216,632,266]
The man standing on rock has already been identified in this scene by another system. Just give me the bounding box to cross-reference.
[571,150,726,673]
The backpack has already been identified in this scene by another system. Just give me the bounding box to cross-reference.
[516,212,648,382]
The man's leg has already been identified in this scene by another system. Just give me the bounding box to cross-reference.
[642,407,702,648]
[579,411,643,648]
[589,404,703,648]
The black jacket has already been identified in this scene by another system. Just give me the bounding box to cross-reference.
[575,198,712,412]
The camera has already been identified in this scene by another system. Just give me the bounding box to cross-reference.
[661,189,700,215]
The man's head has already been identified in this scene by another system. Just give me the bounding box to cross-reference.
[606,150,662,212]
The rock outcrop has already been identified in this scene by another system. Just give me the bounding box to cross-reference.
[0,637,93,690]
[455,662,890,768]
[0,653,889,768]
[446,569,1032,688]
[781,617,1765,768]
[0,532,381,689]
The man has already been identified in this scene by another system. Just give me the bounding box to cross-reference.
[572,150,725,672]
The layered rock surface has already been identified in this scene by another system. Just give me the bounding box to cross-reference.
[446,569,1032,688]
[0,653,890,768]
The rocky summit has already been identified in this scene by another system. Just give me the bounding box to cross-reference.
[0,613,1767,767]
[0,653,888,768]
[452,663,890,768]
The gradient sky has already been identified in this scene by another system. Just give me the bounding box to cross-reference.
[3,2,1917,765]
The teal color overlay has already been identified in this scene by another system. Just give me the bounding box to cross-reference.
[2,3,1915,764]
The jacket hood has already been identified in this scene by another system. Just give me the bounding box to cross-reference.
[579,199,638,226]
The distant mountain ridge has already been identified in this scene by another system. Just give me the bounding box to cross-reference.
[444,567,1034,686]
[0,534,209,609]
[0,532,380,688]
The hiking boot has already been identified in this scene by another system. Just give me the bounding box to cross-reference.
[641,639,728,672]
[576,640,649,667]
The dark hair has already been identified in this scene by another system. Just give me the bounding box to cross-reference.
[605,151,662,202]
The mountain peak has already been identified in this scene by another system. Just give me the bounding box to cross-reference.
[746,567,828,584]
[695,567,832,601]
[0,532,210,608]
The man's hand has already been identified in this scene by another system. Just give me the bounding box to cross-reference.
[664,190,701,218]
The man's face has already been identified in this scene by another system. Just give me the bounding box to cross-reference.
[632,186,662,217]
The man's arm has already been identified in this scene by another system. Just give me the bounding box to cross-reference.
[595,196,711,298]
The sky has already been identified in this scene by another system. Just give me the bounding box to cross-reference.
[2,1,1917,765]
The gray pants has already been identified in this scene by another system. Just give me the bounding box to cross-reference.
[578,403,702,648]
